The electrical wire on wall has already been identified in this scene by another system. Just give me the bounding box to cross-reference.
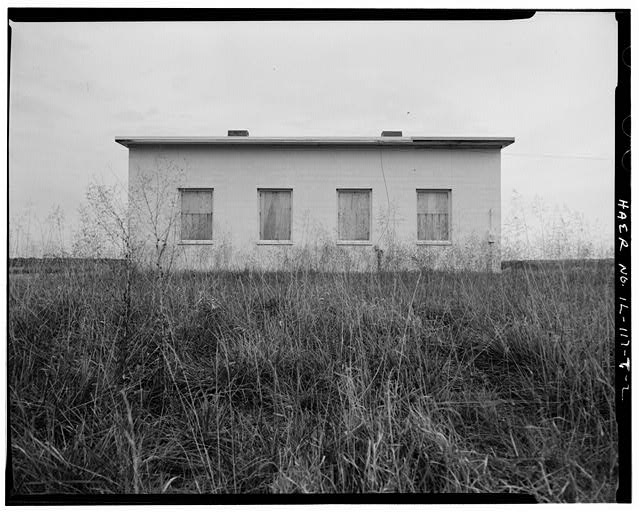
[374,146,392,249]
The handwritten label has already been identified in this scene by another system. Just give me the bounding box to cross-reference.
[616,198,630,401]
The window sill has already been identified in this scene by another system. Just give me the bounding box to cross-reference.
[257,240,293,245]
[178,241,214,245]
[336,241,373,246]
[416,241,452,246]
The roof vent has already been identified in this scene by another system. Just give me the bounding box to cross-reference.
[381,130,402,137]
[228,130,249,137]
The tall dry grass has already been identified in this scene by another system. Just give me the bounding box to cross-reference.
[7,258,616,500]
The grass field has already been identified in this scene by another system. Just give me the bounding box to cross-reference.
[7,260,616,500]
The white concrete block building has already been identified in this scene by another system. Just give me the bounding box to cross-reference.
[116,132,514,271]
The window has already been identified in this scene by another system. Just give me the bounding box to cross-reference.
[337,189,371,242]
[417,189,451,242]
[180,189,213,241]
[259,189,292,242]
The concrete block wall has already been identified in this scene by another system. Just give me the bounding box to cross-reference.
[128,145,502,271]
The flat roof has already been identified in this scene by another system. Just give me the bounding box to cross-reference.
[115,136,515,149]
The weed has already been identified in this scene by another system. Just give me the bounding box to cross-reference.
[7,260,616,500]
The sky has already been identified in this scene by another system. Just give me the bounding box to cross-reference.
[8,12,617,256]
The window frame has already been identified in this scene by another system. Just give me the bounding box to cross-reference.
[178,188,214,245]
[336,188,373,245]
[416,188,452,245]
[257,188,294,245]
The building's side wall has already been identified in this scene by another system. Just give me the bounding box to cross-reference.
[128,145,501,271]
